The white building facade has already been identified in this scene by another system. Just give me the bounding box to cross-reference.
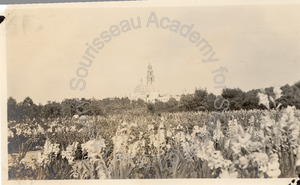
[130,64,181,103]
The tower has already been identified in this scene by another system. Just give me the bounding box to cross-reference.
[147,63,155,85]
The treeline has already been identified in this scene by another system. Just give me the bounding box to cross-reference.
[7,97,146,122]
[149,81,300,113]
[7,81,300,121]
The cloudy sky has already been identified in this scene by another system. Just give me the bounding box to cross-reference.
[6,4,300,104]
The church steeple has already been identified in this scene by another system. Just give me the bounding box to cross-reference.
[147,63,154,85]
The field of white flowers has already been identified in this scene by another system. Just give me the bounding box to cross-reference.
[8,103,300,179]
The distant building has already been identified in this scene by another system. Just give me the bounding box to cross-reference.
[130,64,181,103]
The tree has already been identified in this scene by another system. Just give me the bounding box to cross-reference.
[89,98,103,116]
[21,97,39,120]
[278,82,300,109]
[154,100,166,113]
[166,97,179,112]
[206,93,217,111]
[147,103,155,114]
[61,99,78,117]
[242,89,260,110]
[42,101,61,119]
[221,88,245,110]
[7,97,18,121]
[179,94,195,111]
[193,88,209,111]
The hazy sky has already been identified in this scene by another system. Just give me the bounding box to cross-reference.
[6,4,300,104]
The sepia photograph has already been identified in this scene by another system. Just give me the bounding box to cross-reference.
[1,1,300,184]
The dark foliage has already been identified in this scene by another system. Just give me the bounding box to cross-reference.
[7,81,300,121]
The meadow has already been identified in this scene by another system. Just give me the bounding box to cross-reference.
[8,105,300,179]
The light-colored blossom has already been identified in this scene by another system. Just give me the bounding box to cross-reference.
[257,92,270,109]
